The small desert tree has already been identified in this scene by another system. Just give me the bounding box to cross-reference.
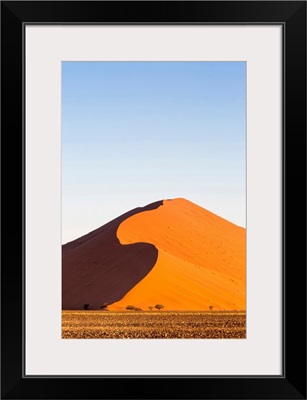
[155,304,164,310]
[83,304,89,310]
[126,305,142,311]
[209,305,214,311]
[148,306,154,311]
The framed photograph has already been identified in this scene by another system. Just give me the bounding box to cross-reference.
[1,1,306,399]
[61,58,247,334]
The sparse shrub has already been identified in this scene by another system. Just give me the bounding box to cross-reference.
[83,304,89,310]
[209,305,214,311]
[126,305,142,311]
[155,304,164,310]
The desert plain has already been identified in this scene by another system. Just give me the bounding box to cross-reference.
[62,310,246,339]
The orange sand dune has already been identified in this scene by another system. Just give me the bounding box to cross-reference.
[62,201,163,310]
[109,198,246,311]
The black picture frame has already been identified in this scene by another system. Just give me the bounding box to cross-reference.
[1,1,306,399]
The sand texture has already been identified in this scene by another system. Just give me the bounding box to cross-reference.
[62,311,246,339]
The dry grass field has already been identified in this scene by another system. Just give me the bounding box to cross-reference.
[62,311,246,339]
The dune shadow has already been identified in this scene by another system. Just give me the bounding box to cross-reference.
[62,200,163,310]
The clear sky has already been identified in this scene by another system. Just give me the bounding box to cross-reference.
[62,62,246,244]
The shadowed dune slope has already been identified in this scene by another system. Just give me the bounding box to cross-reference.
[110,198,246,311]
[62,201,163,309]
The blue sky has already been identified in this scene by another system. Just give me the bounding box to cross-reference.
[62,62,246,243]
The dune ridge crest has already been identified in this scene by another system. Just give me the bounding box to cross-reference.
[62,200,163,310]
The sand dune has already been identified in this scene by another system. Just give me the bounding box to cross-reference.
[110,198,245,311]
[62,201,162,309]
[63,198,246,311]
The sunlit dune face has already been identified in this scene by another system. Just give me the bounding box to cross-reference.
[110,198,246,311]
